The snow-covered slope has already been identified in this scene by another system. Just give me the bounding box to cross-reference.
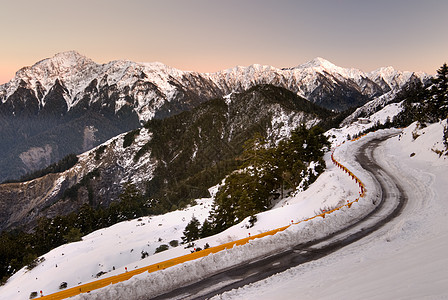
[0,126,157,231]
[340,90,398,126]
[214,120,448,300]
[326,99,404,146]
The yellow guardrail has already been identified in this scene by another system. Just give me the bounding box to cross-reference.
[39,137,367,299]
[39,224,292,299]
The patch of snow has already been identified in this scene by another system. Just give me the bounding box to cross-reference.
[267,108,319,144]
[223,93,233,105]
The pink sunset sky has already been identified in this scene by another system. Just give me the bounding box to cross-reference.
[0,0,447,84]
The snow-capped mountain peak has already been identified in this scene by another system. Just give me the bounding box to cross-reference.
[304,57,339,70]
[2,51,103,105]
[368,66,418,91]
[369,66,400,82]
[15,51,98,83]
[35,51,95,70]
[293,57,360,77]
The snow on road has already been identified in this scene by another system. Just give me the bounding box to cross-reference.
[213,121,448,300]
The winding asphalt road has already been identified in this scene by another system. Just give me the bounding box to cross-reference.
[153,133,407,300]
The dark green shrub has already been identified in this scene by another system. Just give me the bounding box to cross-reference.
[26,257,45,271]
[169,240,179,247]
[95,271,107,278]
[59,282,67,289]
[123,129,140,148]
[141,251,149,259]
[94,145,107,160]
[154,244,169,253]
[63,228,83,243]
[248,215,257,228]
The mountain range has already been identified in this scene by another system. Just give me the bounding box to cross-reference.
[0,52,430,230]
[1,51,427,120]
[0,51,427,183]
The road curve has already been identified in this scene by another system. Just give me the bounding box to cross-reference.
[152,133,407,300]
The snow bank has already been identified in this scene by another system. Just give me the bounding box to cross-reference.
[74,203,376,300]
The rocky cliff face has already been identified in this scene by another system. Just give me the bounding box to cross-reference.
[0,125,156,231]
[19,144,54,170]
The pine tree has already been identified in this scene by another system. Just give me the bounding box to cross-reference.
[181,216,201,243]
[430,63,448,120]
[241,133,269,169]
[393,81,429,125]
[236,189,256,221]
[209,125,329,234]
[75,204,96,234]
[117,182,145,219]
[199,219,213,238]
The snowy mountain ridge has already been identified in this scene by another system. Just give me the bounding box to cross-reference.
[3,51,100,106]
[0,51,190,120]
[0,51,428,121]
[209,56,426,102]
